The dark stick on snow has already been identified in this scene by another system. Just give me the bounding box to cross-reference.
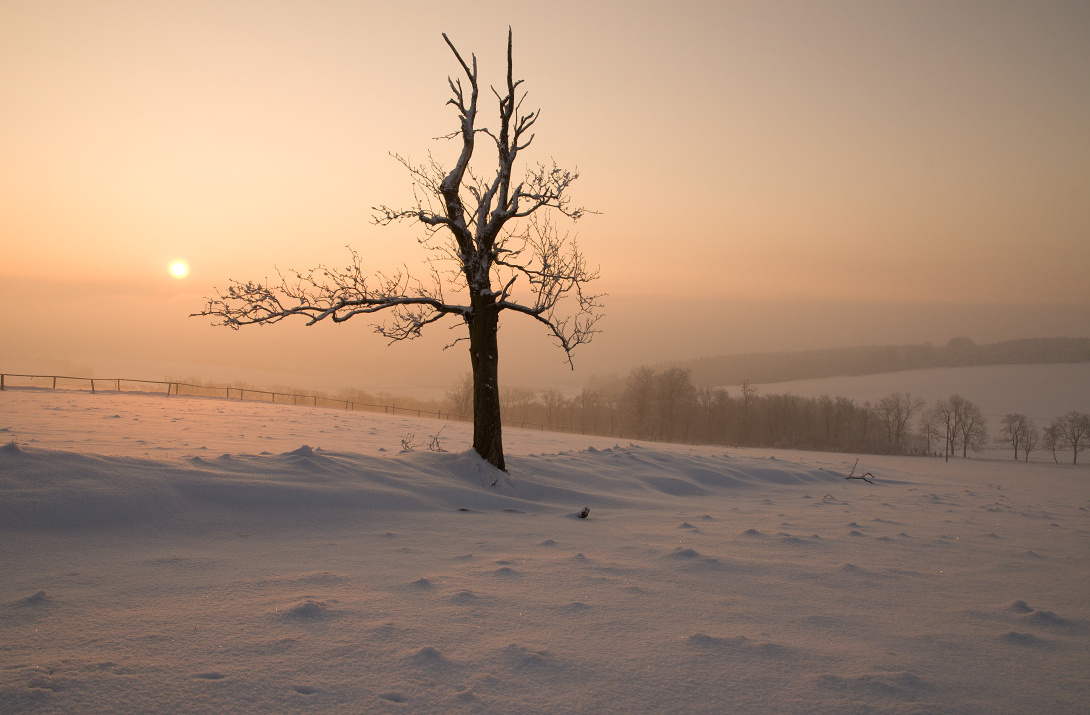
[845,458,875,484]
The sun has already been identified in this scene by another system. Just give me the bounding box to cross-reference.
[169,260,189,279]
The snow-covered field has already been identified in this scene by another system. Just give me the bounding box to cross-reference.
[746,362,1090,427]
[2,388,1089,714]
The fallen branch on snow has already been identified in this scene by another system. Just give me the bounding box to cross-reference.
[845,458,875,484]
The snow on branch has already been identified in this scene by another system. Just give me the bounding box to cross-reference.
[494,214,604,365]
[195,248,469,343]
[369,28,601,364]
[199,27,599,384]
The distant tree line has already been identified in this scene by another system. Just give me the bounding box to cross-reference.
[672,337,1090,387]
[998,411,1090,465]
[445,367,1090,463]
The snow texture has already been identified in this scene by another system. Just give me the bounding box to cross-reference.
[2,389,1089,713]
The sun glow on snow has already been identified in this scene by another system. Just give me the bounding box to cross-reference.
[169,261,189,278]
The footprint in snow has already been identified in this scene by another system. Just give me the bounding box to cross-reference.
[407,646,454,668]
[1000,631,1047,646]
[282,600,329,619]
[18,590,51,606]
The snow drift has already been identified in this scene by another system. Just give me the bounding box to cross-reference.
[2,390,1088,713]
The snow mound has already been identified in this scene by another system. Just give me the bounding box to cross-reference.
[282,600,330,619]
[1,443,840,531]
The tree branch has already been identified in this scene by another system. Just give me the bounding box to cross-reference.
[844,458,875,484]
[194,248,470,342]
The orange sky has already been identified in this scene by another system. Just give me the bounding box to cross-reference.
[2,0,1088,393]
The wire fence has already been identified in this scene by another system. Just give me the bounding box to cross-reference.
[0,372,599,435]
[0,372,460,421]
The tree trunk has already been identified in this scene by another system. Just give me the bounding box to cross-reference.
[468,301,505,472]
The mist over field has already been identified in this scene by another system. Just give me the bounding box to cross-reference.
[5,278,1090,398]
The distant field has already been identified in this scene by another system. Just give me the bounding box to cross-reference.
[739,363,1090,426]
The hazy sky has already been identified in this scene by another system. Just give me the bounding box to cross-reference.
[2,0,1087,393]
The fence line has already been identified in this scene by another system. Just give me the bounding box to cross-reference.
[0,372,597,435]
[0,372,461,421]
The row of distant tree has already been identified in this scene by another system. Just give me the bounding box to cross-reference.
[445,367,1089,463]
[995,411,1090,464]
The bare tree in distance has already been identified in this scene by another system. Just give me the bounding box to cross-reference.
[918,404,943,456]
[998,413,1039,462]
[1021,418,1040,462]
[1043,421,1063,463]
[875,391,925,453]
[740,379,758,444]
[1051,411,1090,464]
[444,373,473,421]
[928,394,981,459]
[196,29,603,472]
[956,399,989,457]
[622,366,657,440]
[655,368,698,443]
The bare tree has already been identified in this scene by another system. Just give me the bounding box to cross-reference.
[1052,411,1090,464]
[1043,422,1063,463]
[697,387,731,445]
[578,388,603,435]
[196,30,602,471]
[444,373,474,420]
[655,368,698,442]
[501,387,538,427]
[918,404,943,456]
[1021,419,1040,462]
[859,400,876,450]
[956,399,988,457]
[930,395,969,461]
[622,366,657,440]
[740,379,758,444]
[875,391,925,453]
[998,413,1038,461]
[817,394,854,451]
[541,389,566,429]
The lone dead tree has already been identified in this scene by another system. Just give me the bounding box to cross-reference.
[196,30,602,472]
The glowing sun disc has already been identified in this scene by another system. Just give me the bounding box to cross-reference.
[169,261,189,278]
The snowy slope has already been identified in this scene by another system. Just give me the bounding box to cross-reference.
[2,389,1088,713]
[744,362,1090,425]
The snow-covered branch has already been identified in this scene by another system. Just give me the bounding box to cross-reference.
[195,249,470,343]
[493,215,604,366]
